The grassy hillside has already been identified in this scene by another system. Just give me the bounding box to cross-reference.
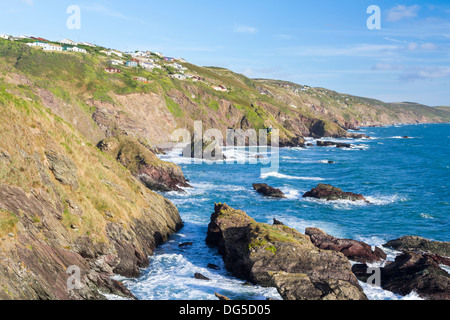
[2,37,447,150]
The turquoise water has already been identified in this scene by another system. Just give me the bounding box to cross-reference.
[122,124,450,300]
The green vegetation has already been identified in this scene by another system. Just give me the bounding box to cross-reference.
[0,209,19,237]
[165,95,184,118]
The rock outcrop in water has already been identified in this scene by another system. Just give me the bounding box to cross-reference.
[253,184,286,199]
[353,251,450,300]
[317,141,351,148]
[206,203,367,300]
[384,236,450,258]
[305,228,387,263]
[303,184,369,202]
[98,135,190,192]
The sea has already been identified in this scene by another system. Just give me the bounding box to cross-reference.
[117,123,450,301]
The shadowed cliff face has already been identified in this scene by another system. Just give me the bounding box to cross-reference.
[206,203,367,300]
[0,84,183,300]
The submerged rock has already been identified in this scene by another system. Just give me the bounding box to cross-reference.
[253,184,286,199]
[178,242,193,248]
[303,184,369,202]
[194,273,210,281]
[205,203,367,300]
[317,141,351,148]
[305,228,386,263]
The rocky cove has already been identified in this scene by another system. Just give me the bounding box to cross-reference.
[0,36,449,301]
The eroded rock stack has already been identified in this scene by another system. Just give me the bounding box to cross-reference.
[206,203,367,300]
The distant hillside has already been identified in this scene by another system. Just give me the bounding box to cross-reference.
[1,37,448,149]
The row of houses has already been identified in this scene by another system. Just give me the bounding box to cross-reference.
[26,41,87,53]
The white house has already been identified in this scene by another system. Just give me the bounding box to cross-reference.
[0,34,10,40]
[26,41,47,48]
[43,44,63,52]
[132,51,149,58]
[170,74,187,80]
[80,42,96,47]
[140,62,156,70]
[108,59,124,66]
[59,39,77,46]
[70,46,87,54]
[100,50,123,57]
[211,85,228,92]
[171,63,186,70]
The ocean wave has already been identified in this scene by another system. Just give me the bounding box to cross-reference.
[261,171,324,181]
[279,187,302,200]
[359,281,423,300]
[304,194,406,210]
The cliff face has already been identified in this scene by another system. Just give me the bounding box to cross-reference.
[0,77,182,299]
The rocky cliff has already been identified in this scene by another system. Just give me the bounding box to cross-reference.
[0,73,183,299]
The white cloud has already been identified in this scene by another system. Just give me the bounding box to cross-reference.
[233,25,258,34]
[387,5,420,22]
[277,34,293,40]
[408,42,419,51]
[420,42,438,50]
[373,63,450,81]
[372,63,403,71]
[82,3,145,24]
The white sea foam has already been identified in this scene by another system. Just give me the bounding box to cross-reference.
[359,282,423,300]
[279,187,301,200]
[304,194,406,210]
[261,171,324,181]
[420,213,434,219]
[122,254,281,300]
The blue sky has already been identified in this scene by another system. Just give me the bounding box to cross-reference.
[1,0,449,106]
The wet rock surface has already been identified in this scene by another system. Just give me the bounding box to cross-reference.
[305,228,387,263]
[253,183,286,199]
[303,184,369,202]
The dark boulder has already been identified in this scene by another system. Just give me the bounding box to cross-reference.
[353,252,450,300]
[383,236,450,258]
[305,228,386,263]
[280,136,306,148]
[178,242,193,248]
[207,263,221,270]
[273,219,285,226]
[194,273,210,281]
[303,184,369,202]
[253,184,286,199]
